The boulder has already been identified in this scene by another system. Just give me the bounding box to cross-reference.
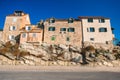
[58,44,69,50]
[25,60,35,66]
[104,53,115,60]
[71,52,82,63]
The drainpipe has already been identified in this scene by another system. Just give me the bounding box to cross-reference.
[80,19,84,48]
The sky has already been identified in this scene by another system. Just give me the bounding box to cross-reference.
[0,0,120,40]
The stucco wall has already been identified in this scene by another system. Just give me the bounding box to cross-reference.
[81,19,113,43]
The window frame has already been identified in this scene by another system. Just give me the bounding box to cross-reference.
[66,37,70,41]
[51,36,56,41]
[60,28,66,31]
[48,27,55,31]
[8,35,15,40]
[25,26,31,31]
[49,18,55,23]
[90,38,94,41]
[99,19,105,23]
[99,27,107,32]
[68,28,75,32]
[68,18,74,23]
[87,27,95,32]
[9,26,16,31]
[88,18,93,23]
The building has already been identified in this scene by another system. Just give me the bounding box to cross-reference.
[79,16,114,44]
[20,24,43,44]
[2,11,114,47]
[3,11,31,42]
[44,18,82,47]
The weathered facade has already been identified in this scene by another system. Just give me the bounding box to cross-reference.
[2,11,114,47]
[44,18,82,47]
[3,11,30,42]
[20,25,43,44]
[79,16,114,44]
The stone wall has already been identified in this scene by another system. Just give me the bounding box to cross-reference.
[44,20,82,47]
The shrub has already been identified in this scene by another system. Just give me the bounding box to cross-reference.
[19,51,30,57]
[85,45,95,52]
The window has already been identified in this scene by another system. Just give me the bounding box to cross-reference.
[51,36,55,41]
[49,18,55,23]
[88,18,93,22]
[68,18,74,23]
[90,38,94,41]
[48,27,55,31]
[87,27,95,32]
[60,28,66,31]
[9,26,16,31]
[33,33,36,37]
[99,28,107,32]
[9,35,15,40]
[66,37,70,41]
[99,19,105,23]
[25,26,31,31]
[68,28,75,32]
[22,33,26,38]
[13,18,17,22]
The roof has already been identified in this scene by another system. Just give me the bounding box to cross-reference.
[7,11,27,16]
[45,18,80,21]
[21,29,42,33]
[78,16,110,19]
[20,25,42,33]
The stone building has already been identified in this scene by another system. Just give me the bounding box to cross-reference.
[79,16,114,44]
[3,11,31,42]
[43,18,82,47]
[2,11,114,47]
[20,24,43,44]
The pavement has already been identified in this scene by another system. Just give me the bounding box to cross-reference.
[0,65,120,80]
[0,71,120,80]
[0,65,120,72]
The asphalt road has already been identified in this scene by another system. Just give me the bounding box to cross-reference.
[0,71,120,80]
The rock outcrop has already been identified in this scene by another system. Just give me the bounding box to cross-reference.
[0,42,120,66]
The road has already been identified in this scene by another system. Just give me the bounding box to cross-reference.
[0,71,120,80]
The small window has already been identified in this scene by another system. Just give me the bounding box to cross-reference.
[26,26,31,31]
[9,35,15,40]
[68,28,75,32]
[13,18,17,22]
[33,33,36,37]
[66,37,70,41]
[87,27,95,32]
[22,33,26,38]
[99,28,107,32]
[51,36,55,41]
[48,27,55,31]
[9,26,16,31]
[88,18,93,22]
[60,28,66,31]
[99,19,105,23]
[68,18,74,23]
[49,18,55,23]
[90,38,94,41]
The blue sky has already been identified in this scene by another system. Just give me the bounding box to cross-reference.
[0,0,120,39]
